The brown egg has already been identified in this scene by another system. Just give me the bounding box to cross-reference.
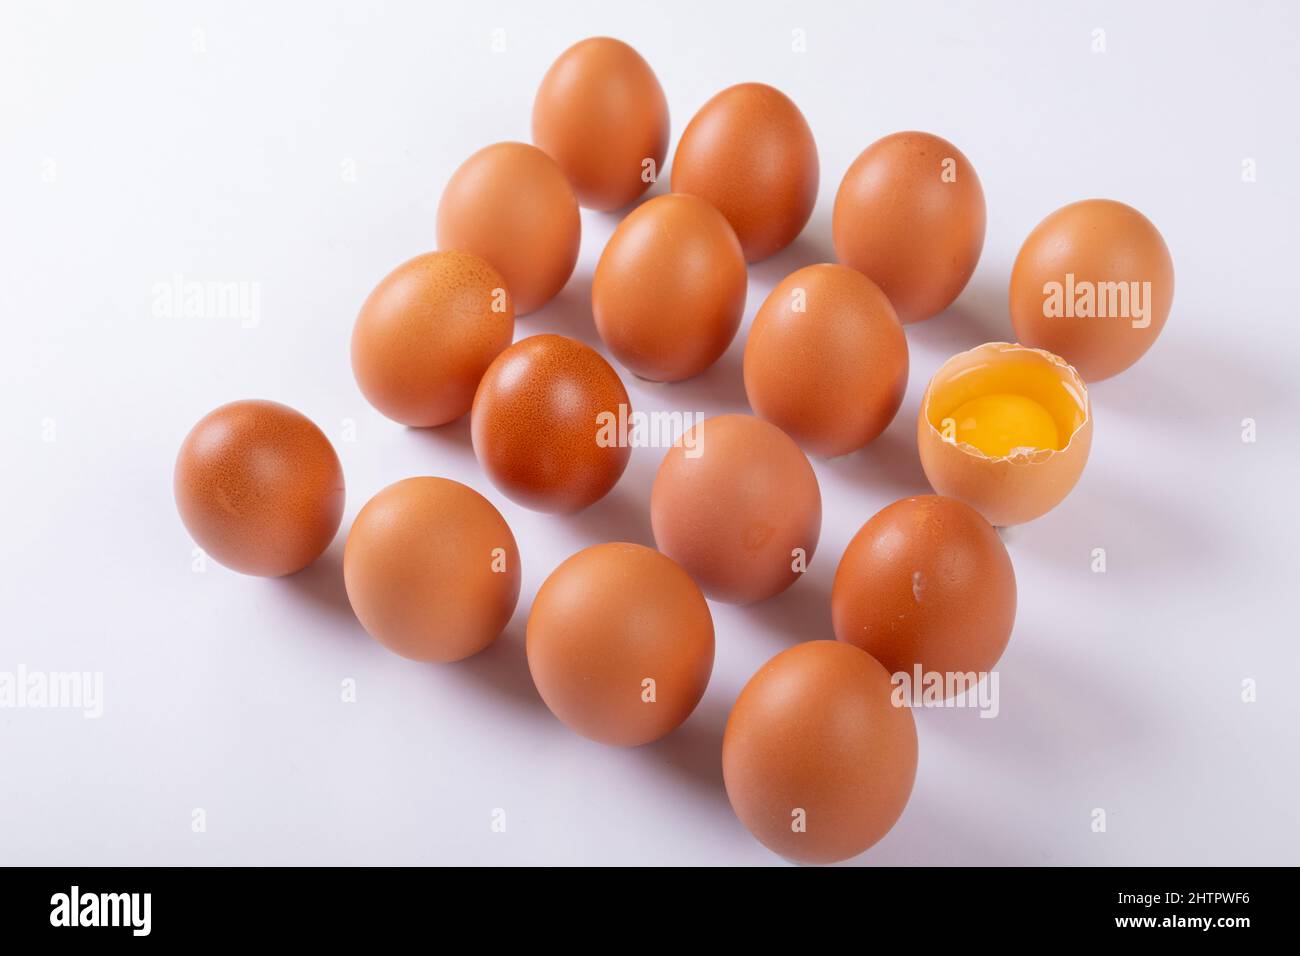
[723,641,917,864]
[526,542,714,746]
[832,131,986,324]
[670,83,818,262]
[1010,199,1175,381]
[471,334,631,513]
[531,37,669,211]
[343,477,520,662]
[918,342,1092,526]
[351,251,514,427]
[744,263,908,457]
[832,495,1016,682]
[592,193,747,381]
[436,142,580,315]
[174,400,344,577]
[651,414,821,604]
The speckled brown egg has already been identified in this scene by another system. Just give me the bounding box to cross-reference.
[723,641,918,864]
[351,251,514,427]
[832,495,1016,682]
[833,131,986,323]
[174,400,344,577]
[532,37,669,211]
[651,414,821,604]
[436,141,580,315]
[527,542,714,746]
[671,83,818,262]
[744,263,908,457]
[343,477,520,662]
[1010,199,1174,381]
[592,193,747,382]
[471,334,631,513]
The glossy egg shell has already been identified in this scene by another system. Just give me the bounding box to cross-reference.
[436,141,580,315]
[174,399,344,577]
[526,542,714,746]
[471,334,631,513]
[723,641,918,864]
[592,193,747,382]
[1009,199,1174,382]
[832,495,1016,680]
[343,477,520,663]
[671,82,818,262]
[744,263,908,456]
[651,414,821,604]
[532,36,669,211]
[832,131,986,324]
[351,251,514,427]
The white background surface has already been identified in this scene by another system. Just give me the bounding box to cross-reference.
[2,0,1298,866]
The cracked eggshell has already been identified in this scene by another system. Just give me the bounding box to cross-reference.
[343,477,520,663]
[723,641,918,865]
[917,342,1092,527]
[832,495,1016,682]
[526,542,714,747]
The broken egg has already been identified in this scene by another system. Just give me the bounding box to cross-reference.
[917,342,1092,526]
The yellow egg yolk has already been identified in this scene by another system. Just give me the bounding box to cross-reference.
[948,393,1061,457]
